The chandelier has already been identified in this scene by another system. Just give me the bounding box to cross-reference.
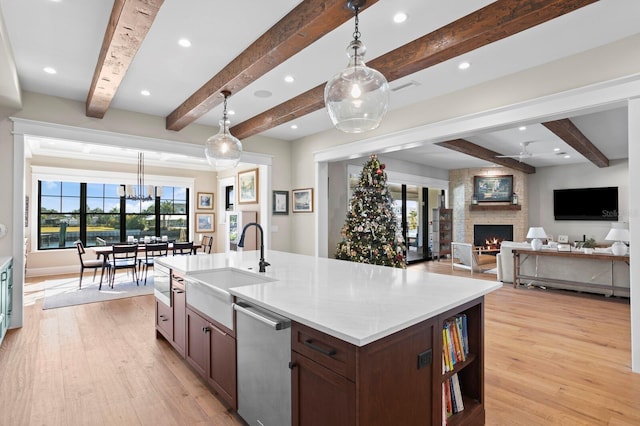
[117,152,158,201]
[324,0,390,133]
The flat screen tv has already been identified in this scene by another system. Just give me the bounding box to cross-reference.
[553,187,618,221]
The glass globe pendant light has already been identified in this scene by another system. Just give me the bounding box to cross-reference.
[205,90,243,170]
[324,0,390,133]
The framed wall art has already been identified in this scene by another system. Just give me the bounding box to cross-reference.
[272,190,289,215]
[196,213,215,233]
[292,188,313,213]
[473,175,513,202]
[197,192,214,209]
[238,168,259,204]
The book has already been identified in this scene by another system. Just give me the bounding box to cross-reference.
[452,373,465,412]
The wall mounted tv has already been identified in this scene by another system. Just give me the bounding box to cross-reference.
[553,187,618,221]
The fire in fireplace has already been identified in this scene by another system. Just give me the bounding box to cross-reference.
[473,224,513,249]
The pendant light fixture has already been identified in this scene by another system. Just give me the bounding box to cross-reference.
[324,0,390,133]
[205,90,243,170]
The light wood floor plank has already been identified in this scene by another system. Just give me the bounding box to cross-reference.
[1,265,638,425]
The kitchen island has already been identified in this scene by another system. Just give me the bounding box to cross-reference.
[156,250,501,425]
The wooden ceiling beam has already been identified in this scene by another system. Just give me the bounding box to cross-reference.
[436,139,537,174]
[165,0,378,132]
[86,0,164,118]
[542,118,609,167]
[231,0,598,140]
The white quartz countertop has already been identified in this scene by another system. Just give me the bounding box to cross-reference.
[157,251,501,346]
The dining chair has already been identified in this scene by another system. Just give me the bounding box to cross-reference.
[109,244,139,287]
[172,241,194,256]
[200,236,213,254]
[139,242,169,285]
[75,241,109,290]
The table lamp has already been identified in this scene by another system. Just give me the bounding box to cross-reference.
[526,227,547,250]
[605,223,629,256]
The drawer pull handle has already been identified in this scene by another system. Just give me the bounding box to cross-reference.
[172,288,184,294]
[209,323,227,336]
[304,339,337,357]
[202,326,210,334]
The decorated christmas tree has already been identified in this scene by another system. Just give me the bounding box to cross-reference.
[335,154,406,268]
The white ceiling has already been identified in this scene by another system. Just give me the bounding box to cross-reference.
[0,0,637,170]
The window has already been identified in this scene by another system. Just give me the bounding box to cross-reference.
[38,180,189,250]
[39,181,80,249]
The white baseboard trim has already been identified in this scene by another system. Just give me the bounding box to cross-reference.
[26,265,79,278]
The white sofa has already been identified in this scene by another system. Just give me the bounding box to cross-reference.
[496,241,532,283]
[496,241,630,297]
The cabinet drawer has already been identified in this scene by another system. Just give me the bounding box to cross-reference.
[291,322,356,381]
[156,299,172,338]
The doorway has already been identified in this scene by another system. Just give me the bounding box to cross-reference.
[389,183,439,264]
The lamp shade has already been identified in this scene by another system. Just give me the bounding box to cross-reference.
[526,227,546,251]
[526,227,547,239]
[605,224,629,242]
[605,223,629,256]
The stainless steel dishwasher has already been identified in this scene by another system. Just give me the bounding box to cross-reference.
[233,300,291,426]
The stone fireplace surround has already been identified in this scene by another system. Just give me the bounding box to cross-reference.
[449,168,529,244]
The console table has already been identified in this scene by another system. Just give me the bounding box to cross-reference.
[513,248,630,297]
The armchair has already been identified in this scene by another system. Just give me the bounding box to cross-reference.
[451,242,496,275]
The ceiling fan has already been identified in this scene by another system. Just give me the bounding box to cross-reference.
[496,141,564,162]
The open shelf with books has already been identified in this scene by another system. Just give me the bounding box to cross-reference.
[438,298,484,426]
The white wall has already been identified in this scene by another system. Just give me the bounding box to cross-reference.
[528,160,629,243]
[628,98,640,372]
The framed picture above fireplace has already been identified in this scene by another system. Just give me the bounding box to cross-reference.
[474,175,513,202]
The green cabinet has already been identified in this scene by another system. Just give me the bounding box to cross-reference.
[0,257,13,346]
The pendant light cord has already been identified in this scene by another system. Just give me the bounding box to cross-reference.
[352,5,360,41]
[221,90,230,133]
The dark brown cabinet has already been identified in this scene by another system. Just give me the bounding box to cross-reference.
[291,350,355,426]
[185,307,237,409]
[291,318,439,426]
[291,297,485,426]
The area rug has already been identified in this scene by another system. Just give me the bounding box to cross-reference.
[43,274,154,310]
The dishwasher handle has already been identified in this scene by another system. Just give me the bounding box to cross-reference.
[233,302,291,330]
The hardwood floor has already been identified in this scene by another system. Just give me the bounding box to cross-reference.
[1,264,638,425]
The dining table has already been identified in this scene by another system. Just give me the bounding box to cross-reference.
[93,242,202,260]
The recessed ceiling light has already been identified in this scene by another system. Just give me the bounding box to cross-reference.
[393,12,407,24]
[284,75,295,83]
[519,126,527,131]
[458,61,471,70]
[140,89,151,96]
[43,66,57,74]
[227,110,235,116]
[178,38,191,48]
[563,155,571,159]
[291,124,298,129]
[553,147,560,152]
